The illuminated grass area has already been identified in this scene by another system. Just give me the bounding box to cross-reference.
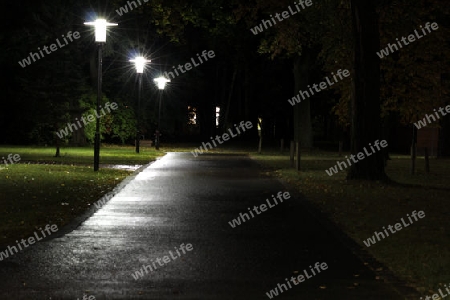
[0,145,164,247]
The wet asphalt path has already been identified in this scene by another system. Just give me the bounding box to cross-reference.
[0,152,405,299]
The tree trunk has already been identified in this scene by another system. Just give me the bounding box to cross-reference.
[347,0,387,180]
[293,52,313,148]
[410,144,416,175]
[424,147,430,173]
[290,141,295,168]
[411,126,417,175]
[54,124,60,157]
[223,68,238,130]
[258,134,262,154]
[244,63,251,121]
[295,142,301,171]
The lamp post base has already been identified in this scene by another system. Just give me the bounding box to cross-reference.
[94,132,100,171]
[136,133,140,153]
[155,130,160,150]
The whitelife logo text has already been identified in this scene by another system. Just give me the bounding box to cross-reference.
[413,104,450,129]
[376,22,439,59]
[228,192,291,228]
[250,0,313,35]
[0,224,58,261]
[131,243,193,280]
[55,102,118,139]
[420,284,450,300]
[0,153,21,170]
[363,210,425,247]
[18,31,80,68]
[325,140,388,176]
[191,121,253,157]
[116,0,149,16]
[163,50,215,81]
[288,69,350,106]
[77,295,96,300]
[266,262,328,298]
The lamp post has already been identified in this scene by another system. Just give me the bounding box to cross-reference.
[84,19,117,171]
[129,56,150,153]
[153,77,170,150]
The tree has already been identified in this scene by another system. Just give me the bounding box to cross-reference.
[347,0,387,180]
[322,0,450,140]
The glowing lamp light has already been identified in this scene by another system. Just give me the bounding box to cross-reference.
[154,77,170,90]
[130,56,151,74]
[84,19,118,42]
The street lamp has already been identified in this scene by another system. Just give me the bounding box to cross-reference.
[84,18,117,171]
[153,76,170,150]
[129,56,150,153]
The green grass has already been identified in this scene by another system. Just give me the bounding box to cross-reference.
[0,145,161,165]
[0,145,165,248]
[0,164,129,243]
[250,150,450,295]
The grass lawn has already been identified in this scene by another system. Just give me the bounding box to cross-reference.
[0,145,165,248]
[0,144,161,165]
[250,149,450,295]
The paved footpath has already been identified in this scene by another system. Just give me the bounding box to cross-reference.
[0,153,410,299]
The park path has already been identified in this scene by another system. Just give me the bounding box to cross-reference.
[0,152,407,299]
